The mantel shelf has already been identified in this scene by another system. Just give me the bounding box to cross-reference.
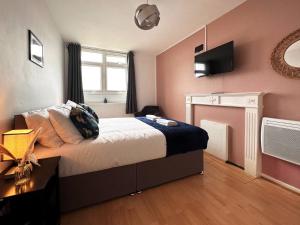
[187,92,264,97]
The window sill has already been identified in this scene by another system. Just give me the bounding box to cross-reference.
[84,91,127,95]
[84,92,126,104]
[87,102,126,105]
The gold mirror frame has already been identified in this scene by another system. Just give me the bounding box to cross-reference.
[271,29,300,79]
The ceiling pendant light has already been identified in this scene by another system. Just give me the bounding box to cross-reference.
[134,0,160,30]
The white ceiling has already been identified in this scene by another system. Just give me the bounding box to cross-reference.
[45,0,246,55]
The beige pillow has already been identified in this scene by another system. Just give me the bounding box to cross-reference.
[48,105,83,144]
[22,109,64,148]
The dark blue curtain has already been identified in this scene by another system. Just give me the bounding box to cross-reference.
[126,51,137,114]
[67,43,84,103]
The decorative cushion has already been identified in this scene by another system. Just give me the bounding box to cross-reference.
[48,105,84,144]
[22,109,64,148]
[70,107,99,139]
[79,103,99,123]
[66,100,99,123]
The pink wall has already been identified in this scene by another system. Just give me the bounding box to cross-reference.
[156,0,300,189]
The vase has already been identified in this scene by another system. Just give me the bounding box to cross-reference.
[15,162,32,186]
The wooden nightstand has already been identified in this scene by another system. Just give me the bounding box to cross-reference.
[0,157,60,225]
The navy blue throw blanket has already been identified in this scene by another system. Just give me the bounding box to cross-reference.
[137,117,209,156]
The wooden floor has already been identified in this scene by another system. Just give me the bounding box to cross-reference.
[62,153,300,225]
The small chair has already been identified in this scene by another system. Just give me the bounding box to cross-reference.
[134,105,161,117]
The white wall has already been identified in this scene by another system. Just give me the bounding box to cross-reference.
[0,0,64,139]
[134,51,157,111]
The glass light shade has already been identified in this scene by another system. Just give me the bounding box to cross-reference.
[3,129,34,160]
[134,4,160,30]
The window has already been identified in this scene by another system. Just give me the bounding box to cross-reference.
[81,51,103,63]
[82,65,102,91]
[81,48,128,103]
[107,67,127,91]
[106,55,127,64]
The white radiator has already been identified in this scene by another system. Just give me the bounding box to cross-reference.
[261,117,300,166]
[200,120,228,161]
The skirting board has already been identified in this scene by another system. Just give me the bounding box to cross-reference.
[261,173,300,194]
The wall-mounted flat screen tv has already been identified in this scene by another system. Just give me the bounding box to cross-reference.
[195,41,234,78]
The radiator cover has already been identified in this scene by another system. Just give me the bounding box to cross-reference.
[200,120,228,161]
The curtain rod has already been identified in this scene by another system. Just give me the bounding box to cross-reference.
[82,46,128,55]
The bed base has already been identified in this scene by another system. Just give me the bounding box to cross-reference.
[14,115,204,212]
[60,150,203,212]
[60,163,136,212]
[137,149,203,191]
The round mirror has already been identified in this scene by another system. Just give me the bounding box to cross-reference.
[271,29,300,78]
[284,40,300,67]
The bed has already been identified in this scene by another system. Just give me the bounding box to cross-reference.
[15,115,208,212]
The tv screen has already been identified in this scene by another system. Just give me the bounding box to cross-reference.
[195,41,234,77]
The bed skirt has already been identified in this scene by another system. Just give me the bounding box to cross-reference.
[60,149,203,212]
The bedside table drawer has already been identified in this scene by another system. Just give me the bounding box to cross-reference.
[0,194,38,225]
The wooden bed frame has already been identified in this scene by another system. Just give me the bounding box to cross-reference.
[15,115,204,212]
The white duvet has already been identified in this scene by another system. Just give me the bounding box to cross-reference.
[35,117,166,177]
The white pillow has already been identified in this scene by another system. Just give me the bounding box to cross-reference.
[48,105,83,144]
[66,100,78,108]
[22,109,64,148]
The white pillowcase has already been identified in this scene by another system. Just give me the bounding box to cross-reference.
[22,109,64,148]
[66,100,78,108]
[48,105,83,144]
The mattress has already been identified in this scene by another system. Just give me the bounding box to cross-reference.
[35,118,166,177]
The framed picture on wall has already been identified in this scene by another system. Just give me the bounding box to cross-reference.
[28,30,44,67]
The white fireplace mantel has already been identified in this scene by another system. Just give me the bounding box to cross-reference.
[186,92,264,177]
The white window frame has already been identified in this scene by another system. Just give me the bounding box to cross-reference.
[81,47,128,103]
